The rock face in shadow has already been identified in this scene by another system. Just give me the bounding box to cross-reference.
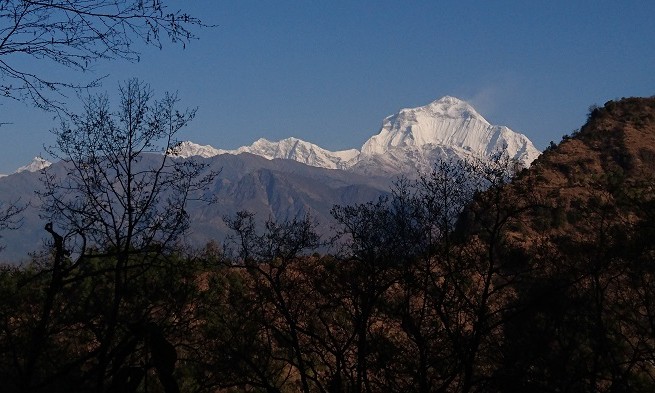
[0,152,392,263]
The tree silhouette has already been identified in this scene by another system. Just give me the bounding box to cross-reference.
[0,199,25,252]
[224,211,321,393]
[0,0,204,111]
[33,79,215,390]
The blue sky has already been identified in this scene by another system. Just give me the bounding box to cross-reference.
[1,0,654,173]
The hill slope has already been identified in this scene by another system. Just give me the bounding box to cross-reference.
[457,96,655,392]
[496,97,655,244]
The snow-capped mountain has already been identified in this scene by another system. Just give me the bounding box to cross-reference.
[0,157,52,182]
[15,157,51,173]
[173,96,539,174]
[171,142,225,158]
[234,138,360,170]
[353,96,540,175]
[174,138,359,170]
[0,96,542,263]
[360,96,539,161]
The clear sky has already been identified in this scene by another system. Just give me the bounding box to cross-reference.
[1,0,655,174]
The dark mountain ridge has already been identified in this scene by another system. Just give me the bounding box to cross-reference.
[0,152,393,263]
[459,96,655,392]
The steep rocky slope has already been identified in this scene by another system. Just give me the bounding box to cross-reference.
[0,153,392,263]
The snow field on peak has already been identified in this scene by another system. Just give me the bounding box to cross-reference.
[175,138,359,170]
[171,141,226,158]
[15,157,52,173]
[173,96,540,173]
[360,96,540,166]
[244,137,360,169]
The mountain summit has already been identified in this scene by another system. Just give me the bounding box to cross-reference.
[353,96,540,174]
[174,138,359,170]
[15,157,52,173]
[361,96,538,160]
[361,96,486,155]
[174,96,540,174]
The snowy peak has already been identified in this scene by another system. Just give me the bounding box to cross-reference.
[172,96,540,173]
[15,157,51,173]
[170,141,226,158]
[172,138,359,170]
[245,137,317,160]
[241,137,359,169]
[360,96,540,166]
[416,96,486,121]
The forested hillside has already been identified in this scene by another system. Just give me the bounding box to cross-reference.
[1,97,654,392]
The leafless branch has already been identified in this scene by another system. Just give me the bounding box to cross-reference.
[0,0,205,111]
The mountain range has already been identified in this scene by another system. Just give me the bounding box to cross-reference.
[0,96,540,263]
[171,96,539,175]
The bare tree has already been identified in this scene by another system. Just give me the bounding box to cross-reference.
[0,0,204,111]
[37,78,215,390]
[42,79,216,253]
[224,211,321,393]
